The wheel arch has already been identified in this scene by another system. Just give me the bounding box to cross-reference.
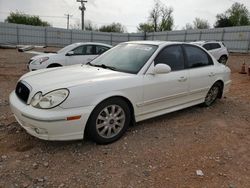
[47,63,62,68]
[213,79,224,99]
[84,95,136,137]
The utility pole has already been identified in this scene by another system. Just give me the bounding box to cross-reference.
[65,14,73,29]
[76,0,87,30]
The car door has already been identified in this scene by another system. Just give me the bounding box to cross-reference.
[142,45,189,115]
[66,45,97,65]
[183,44,217,101]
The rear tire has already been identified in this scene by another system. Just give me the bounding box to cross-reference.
[86,98,131,144]
[203,83,222,107]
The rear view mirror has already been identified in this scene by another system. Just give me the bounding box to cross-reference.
[154,64,171,74]
[66,51,74,56]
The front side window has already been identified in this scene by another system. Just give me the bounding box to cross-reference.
[184,45,213,68]
[83,45,95,55]
[73,46,85,55]
[73,45,95,55]
[154,45,184,71]
[91,44,158,74]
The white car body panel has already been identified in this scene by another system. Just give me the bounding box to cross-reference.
[10,41,231,141]
[28,42,112,71]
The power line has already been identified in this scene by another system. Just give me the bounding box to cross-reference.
[0,11,138,29]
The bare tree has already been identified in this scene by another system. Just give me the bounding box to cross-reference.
[138,0,174,32]
[193,18,210,29]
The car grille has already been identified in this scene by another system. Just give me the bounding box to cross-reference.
[15,81,30,103]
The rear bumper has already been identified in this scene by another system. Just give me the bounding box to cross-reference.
[9,91,94,141]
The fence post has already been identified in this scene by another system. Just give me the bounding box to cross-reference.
[199,30,202,40]
[165,32,168,41]
[247,31,250,53]
[144,32,147,40]
[110,33,113,45]
[184,30,187,42]
[16,25,19,45]
[70,30,73,44]
[44,27,47,47]
[221,28,225,42]
[90,31,93,42]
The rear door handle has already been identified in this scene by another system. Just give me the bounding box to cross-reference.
[178,76,187,82]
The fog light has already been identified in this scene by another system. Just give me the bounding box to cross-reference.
[34,128,47,134]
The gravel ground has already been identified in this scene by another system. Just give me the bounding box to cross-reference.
[0,48,250,188]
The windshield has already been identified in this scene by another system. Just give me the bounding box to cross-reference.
[57,43,79,54]
[91,43,158,74]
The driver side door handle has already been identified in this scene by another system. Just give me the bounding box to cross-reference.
[178,76,187,82]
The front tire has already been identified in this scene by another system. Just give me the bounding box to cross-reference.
[86,98,131,144]
[203,83,221,107]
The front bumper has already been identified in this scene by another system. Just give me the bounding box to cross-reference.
[9,91,94,141]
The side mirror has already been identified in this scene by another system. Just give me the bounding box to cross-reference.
[66,51,74,56]
[153,64,171,74]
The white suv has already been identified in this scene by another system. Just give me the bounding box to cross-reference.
[191,41,229,64]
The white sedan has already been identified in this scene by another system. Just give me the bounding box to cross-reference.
[10,41,231,144]
[28,42,112,71]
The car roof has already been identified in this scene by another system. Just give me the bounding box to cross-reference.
[190,41,222,45]
[73,42,112,48]
[123,40,183,46]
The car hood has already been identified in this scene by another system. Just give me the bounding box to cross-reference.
[30,53,57,60]
[20,65,134,92]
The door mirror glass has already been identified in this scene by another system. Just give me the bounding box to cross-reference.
[66,51,74,56]
[154,63,171,74]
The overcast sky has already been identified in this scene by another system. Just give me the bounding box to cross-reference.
[0,0,250,32]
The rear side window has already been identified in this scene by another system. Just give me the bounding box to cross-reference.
[83,45,95,55]
[154,45,185,71]
[184,45,213,68]
[210,43,221,50]
[203,44,211,50]
[96,45,110,55]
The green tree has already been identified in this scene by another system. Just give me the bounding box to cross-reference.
[99,22,126,33]
[137,0,174,32]
[5,11,50,26]
[215,2,250,27]
[137,23,154,33]
[193,18,210,29]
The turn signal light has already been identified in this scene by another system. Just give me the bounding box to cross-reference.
[67,115,81,121]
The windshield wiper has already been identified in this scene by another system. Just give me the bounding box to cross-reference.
[86,63,116,71]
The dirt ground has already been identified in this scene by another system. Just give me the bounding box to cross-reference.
[0,48,250,188]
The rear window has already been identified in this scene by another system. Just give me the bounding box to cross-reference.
[184,45,213,68]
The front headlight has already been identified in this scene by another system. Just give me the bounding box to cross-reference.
[31,89,69,109]
[31,57,49,65]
